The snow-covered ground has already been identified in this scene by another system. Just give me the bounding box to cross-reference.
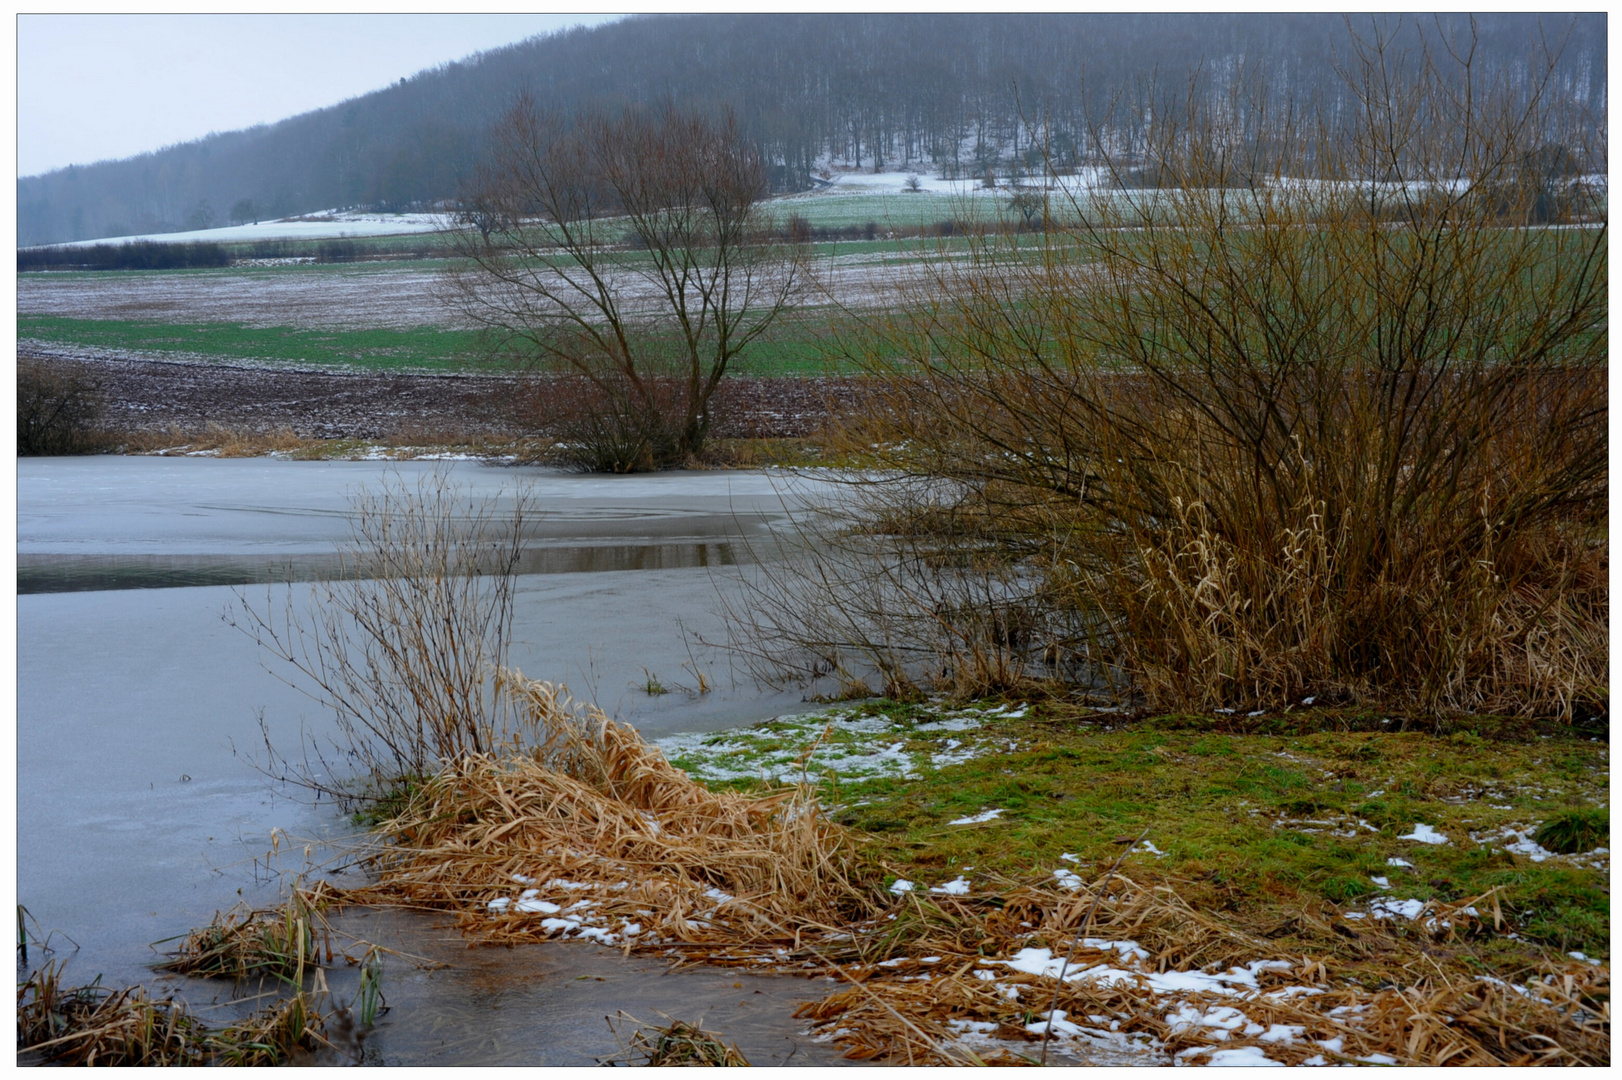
[53,210,449,248]
[806,167,1108,198]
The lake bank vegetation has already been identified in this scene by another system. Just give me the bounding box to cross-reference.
[727,31,1607,723]
[17,26,1606,1068]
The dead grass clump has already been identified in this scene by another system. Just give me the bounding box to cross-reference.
[155,884,333,980]
[15,963,350,1066]
[211,985,362,1067]
[17,962,205,1066]
[601,1012,751,1066]
[341,674,875,949]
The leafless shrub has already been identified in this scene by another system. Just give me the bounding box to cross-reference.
[17,359,110,456]
[715,476,1091,700]
[725,27,1608,718]
[228,469,534,793]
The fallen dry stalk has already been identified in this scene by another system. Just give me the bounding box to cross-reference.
[795,875,1609,1066]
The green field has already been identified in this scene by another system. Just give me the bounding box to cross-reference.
[18,315,486,372]
[17,312,887,377]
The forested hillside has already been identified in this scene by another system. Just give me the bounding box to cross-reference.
[18,12,1606,245]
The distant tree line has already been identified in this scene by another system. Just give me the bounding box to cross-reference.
[18,13,1606,246]
[18,241,230,271]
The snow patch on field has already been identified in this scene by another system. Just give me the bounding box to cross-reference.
[53,210,448,248]
[1398,822,1450,845]
[799,168,1109,198]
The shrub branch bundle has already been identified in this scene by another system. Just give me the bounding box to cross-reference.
[732,27,1607,717]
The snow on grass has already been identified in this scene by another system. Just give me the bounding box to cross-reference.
[55,210,449,248]
[947,807,1005,825]
[798,167,1112,199]
[654,702,1018,785]
[1397,822,1450,845]
[1053,868,1084,890]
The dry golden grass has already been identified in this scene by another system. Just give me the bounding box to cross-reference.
[155,882,335,980]
[16,962,206,1066]
[795,874,1609,1066]
[118,422,309,457]
[801,952,1610,1066]
[340,674,876,950]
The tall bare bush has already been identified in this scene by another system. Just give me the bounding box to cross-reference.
[18,359,110,456]
[230,471,535,790]
[736,27,1607,718]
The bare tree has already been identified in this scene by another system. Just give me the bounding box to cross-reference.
[447,98,807,470]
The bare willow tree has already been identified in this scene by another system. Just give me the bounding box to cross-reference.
[446,98,807,471]
[727,23,1608,718]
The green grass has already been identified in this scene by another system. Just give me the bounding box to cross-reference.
[661,700,1611,959]
[19,315,488,372]
[17,309,889,377]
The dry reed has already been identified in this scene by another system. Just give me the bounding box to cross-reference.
[340,674,876,950]
[15,961,350,1066]
[155,882,334,981]
[118,422,309,457]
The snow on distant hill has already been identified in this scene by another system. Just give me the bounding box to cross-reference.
[55,210,448,248]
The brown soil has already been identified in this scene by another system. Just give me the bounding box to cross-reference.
[20,345,870,443]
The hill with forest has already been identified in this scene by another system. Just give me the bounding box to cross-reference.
[18,12,1607,246]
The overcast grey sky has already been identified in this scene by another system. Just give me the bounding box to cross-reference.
[17,13,625,177]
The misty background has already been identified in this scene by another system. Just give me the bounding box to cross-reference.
[17,12,1607,247]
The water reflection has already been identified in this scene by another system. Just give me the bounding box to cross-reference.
[18,542,747,594]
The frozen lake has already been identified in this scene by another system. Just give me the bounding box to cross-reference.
[16,458,841,1054]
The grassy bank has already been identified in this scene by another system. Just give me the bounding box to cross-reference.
[651,698,1609,1063]
[23,692,1607,1066]
[662,701,1609,960]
